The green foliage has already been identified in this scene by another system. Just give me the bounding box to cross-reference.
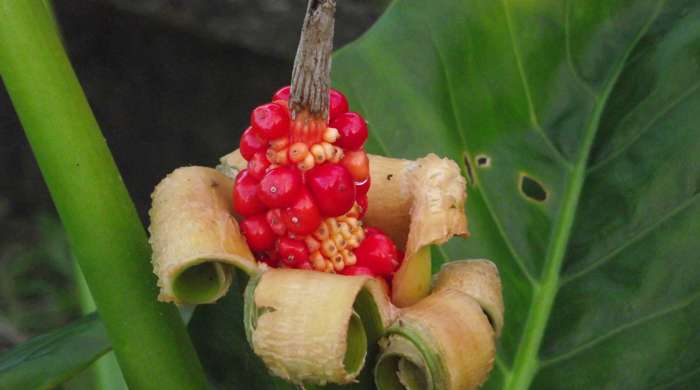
[333,0,700,388]
[0,215,78,339]
[0,314,109,390]
[2,0,700,389]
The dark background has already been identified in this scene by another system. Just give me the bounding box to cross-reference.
[0,0,384,351]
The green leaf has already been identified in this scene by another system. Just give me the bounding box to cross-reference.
[188,272,296,390]
[0,314,110,390]
[332,0,700,389]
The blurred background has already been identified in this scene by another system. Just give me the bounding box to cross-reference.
[0,0,387,356]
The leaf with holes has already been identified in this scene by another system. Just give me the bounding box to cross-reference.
[333,0,700,388]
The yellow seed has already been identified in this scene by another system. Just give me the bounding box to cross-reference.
[333,233,347,250]
[297,153,315,171]
[353,227,366,241]
[322,142,335,159]
[329,146,344,163]
[346,236,359,249]
[326,218,340,234]
[321,240,338,258]
[339,223,353,240]
[344,250,357,266]
[311,251,326,270]
[270,137,289,151]
[343,217,359,230]
[305,236,321,253]
[333,255,345,272]
[289,142,309,163]
[275,149,289,165]
[310,144,326,164]
[314,222,330,240]
[346,203,361,219]
[323,127,340,143]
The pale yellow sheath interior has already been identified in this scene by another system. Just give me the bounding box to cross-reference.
[149,166,258,304]
[376,260,503,390]
[250,268,396,385]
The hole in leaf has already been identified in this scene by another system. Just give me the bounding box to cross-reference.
[476,154,491,168]
[519,174,547,202]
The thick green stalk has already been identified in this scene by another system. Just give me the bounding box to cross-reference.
[75,263,127,390]
[0,1,208,389]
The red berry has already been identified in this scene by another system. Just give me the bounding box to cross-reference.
[233,170,267,217]
[353,232,399,276]
[306,163,356,217]
[331,112,367,150]
[355,177,371,197]
[329,88,349,120]
[266,209,287,236]
[277,237,309,267]
[357,193,368,219]
[284,189,322,235]
[241,214,275,252]
[248,151,271,180]
[341,149,370,181]
[251,102,289,140]
[272,86,291,101]
[258,255,279,268]
[258,166,303,208]
[340,266,375,276]
[240,126,267,161]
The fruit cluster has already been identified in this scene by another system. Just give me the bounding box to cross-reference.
[233,86,401,278]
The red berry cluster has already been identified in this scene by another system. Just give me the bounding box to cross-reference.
[233,86,401,279]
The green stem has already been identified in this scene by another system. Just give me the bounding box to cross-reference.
[0,1,208,389]
[75,263,127,390]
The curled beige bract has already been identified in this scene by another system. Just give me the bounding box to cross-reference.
[147,149,503,389]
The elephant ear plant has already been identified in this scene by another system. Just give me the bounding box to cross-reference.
[148,1,503,388]
[2,0,700,389]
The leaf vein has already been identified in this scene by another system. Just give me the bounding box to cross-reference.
[426,23,538,286]
[588,80,700,173]
[539,290,700,368]
[565,0,597,98]
[561,191,700,285]
[502,0,572,167]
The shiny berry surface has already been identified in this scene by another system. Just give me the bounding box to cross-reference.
[240,126,267,161]
[331,112,367,150]
[258,166,303,208]
[306,163,356,217]
[354,231,399,276]
[277,237,310,267]
[266,209,287,236]
[233,170,267,217]
[341,149,369,181]
[235,86,404,278]
[284,189,322,235]
[251,102,289,140]
[241,214,275,252]
[248,151,271,180]
[355,176,371,197]
[329,88,349,120]
[272,85,291,101]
